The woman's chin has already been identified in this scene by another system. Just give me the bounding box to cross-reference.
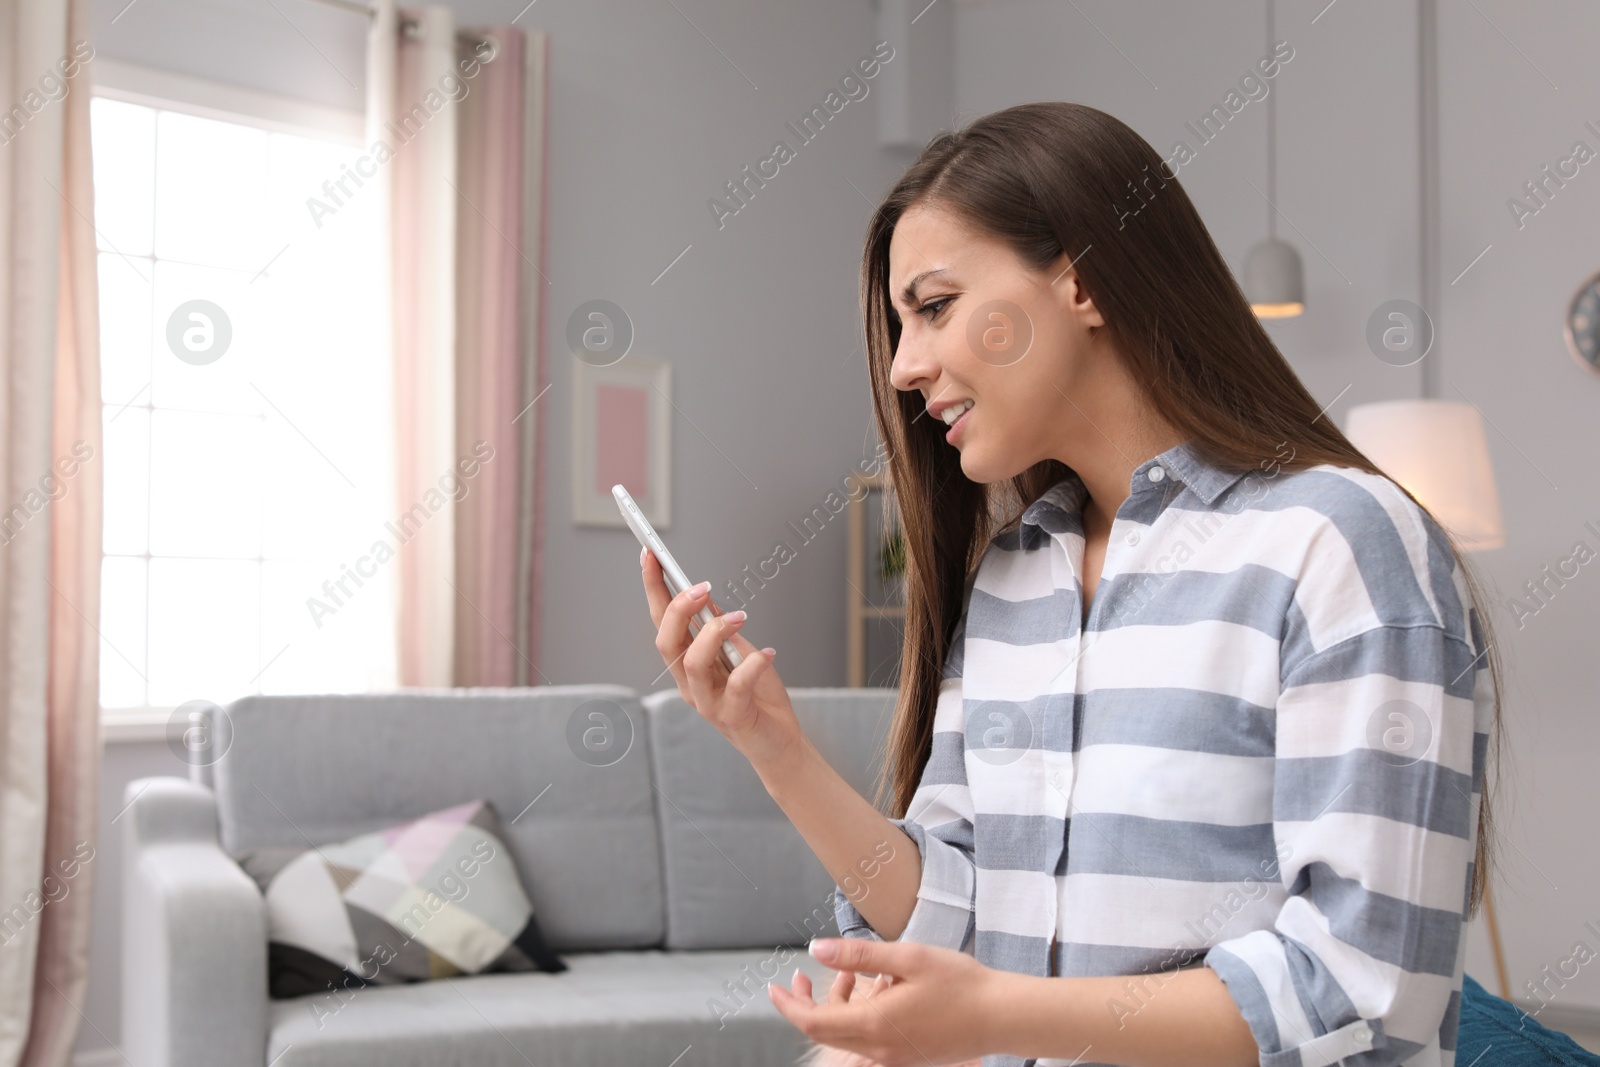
[958,449,1034,488]
[956,447,999,482]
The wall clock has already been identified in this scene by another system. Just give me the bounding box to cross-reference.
[1566,269,1600,375]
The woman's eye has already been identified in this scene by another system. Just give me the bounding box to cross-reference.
[916,297,952,320]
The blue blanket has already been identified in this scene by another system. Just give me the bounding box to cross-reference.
[1460,973,1600,1066]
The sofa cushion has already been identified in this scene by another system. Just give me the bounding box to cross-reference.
[268,947,844,1067]
[239,798,566,997]
[206,686,665,952]
[643,687,897,950]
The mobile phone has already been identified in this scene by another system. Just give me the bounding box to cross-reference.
[614,484,743,672]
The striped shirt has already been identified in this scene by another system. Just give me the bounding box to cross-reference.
[834,439,1491,1067]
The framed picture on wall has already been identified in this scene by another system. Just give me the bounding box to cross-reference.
[573,357,671,527]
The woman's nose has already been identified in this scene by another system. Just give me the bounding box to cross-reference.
[888,333,936,393]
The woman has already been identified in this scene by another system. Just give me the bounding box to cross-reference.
[638,102,1502,1067]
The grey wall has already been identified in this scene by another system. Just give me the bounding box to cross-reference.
[954,0,1600,1019]
[1437,0,1600,1021]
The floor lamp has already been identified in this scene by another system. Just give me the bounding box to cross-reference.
[1341,0,1511,1000]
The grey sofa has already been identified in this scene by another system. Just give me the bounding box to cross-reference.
[121,685,897,1067]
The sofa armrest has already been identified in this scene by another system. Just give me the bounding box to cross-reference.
[121,776,267,1067]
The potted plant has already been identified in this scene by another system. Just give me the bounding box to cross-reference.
[876,525,906,601]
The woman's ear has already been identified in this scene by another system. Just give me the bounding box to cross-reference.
[1051,264,1104,331]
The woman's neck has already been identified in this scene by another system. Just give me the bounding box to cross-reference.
[1056,408,1184,529]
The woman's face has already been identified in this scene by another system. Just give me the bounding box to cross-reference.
[886,200,1105,485]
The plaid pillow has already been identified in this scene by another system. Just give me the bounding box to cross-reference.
[239,798,566,998]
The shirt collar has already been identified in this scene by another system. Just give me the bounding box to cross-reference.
[1020,439,1251,531]
[1150,439,1253,506]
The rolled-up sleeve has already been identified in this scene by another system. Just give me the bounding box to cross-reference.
[834,663,977,954]
[1206,617,1487,1067]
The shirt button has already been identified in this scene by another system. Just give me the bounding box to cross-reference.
[1147,466,1165,482]
[1125,530,1140,546]
[1351,1025,1373,1047]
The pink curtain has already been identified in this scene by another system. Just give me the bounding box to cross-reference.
[373,2,458,687]
[0,0,103,1062]
[454,27,527,686]
[370,7,547,687]
[517,31,549,688]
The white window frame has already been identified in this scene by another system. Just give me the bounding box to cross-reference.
[93,63,367,743]
[92,59,364,143]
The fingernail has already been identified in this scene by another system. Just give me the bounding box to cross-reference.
[691,580,710,596]
[809,938,837,962]
[792,967,801,984]
[724,610,746,624]
[640,546,647,566]
[762,647,777,658]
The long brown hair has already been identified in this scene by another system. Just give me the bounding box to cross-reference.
[861,101,1503,916]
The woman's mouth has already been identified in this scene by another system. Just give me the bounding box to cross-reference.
[943,400,973,444]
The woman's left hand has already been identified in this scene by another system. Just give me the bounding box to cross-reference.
[768,938,1004,1067]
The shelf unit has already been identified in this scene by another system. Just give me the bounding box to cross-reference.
[846,470,905,687]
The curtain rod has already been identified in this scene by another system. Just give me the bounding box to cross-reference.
[297,0,494,48]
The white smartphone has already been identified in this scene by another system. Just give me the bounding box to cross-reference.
[614,484,743,672]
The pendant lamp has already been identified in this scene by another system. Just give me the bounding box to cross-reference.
[1245,0,1305,318]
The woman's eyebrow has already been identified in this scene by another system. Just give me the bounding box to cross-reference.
[897,267,950,309]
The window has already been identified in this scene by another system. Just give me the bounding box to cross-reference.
[92,67,396,718]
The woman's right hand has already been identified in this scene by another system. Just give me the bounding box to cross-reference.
[641,547,806,771]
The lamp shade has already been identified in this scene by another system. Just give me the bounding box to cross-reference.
[1344,399,1505,551]
[1244,236,1305,318]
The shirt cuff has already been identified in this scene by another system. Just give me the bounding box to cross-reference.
[832,818,975,953]
[1206,933,1389,1067]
